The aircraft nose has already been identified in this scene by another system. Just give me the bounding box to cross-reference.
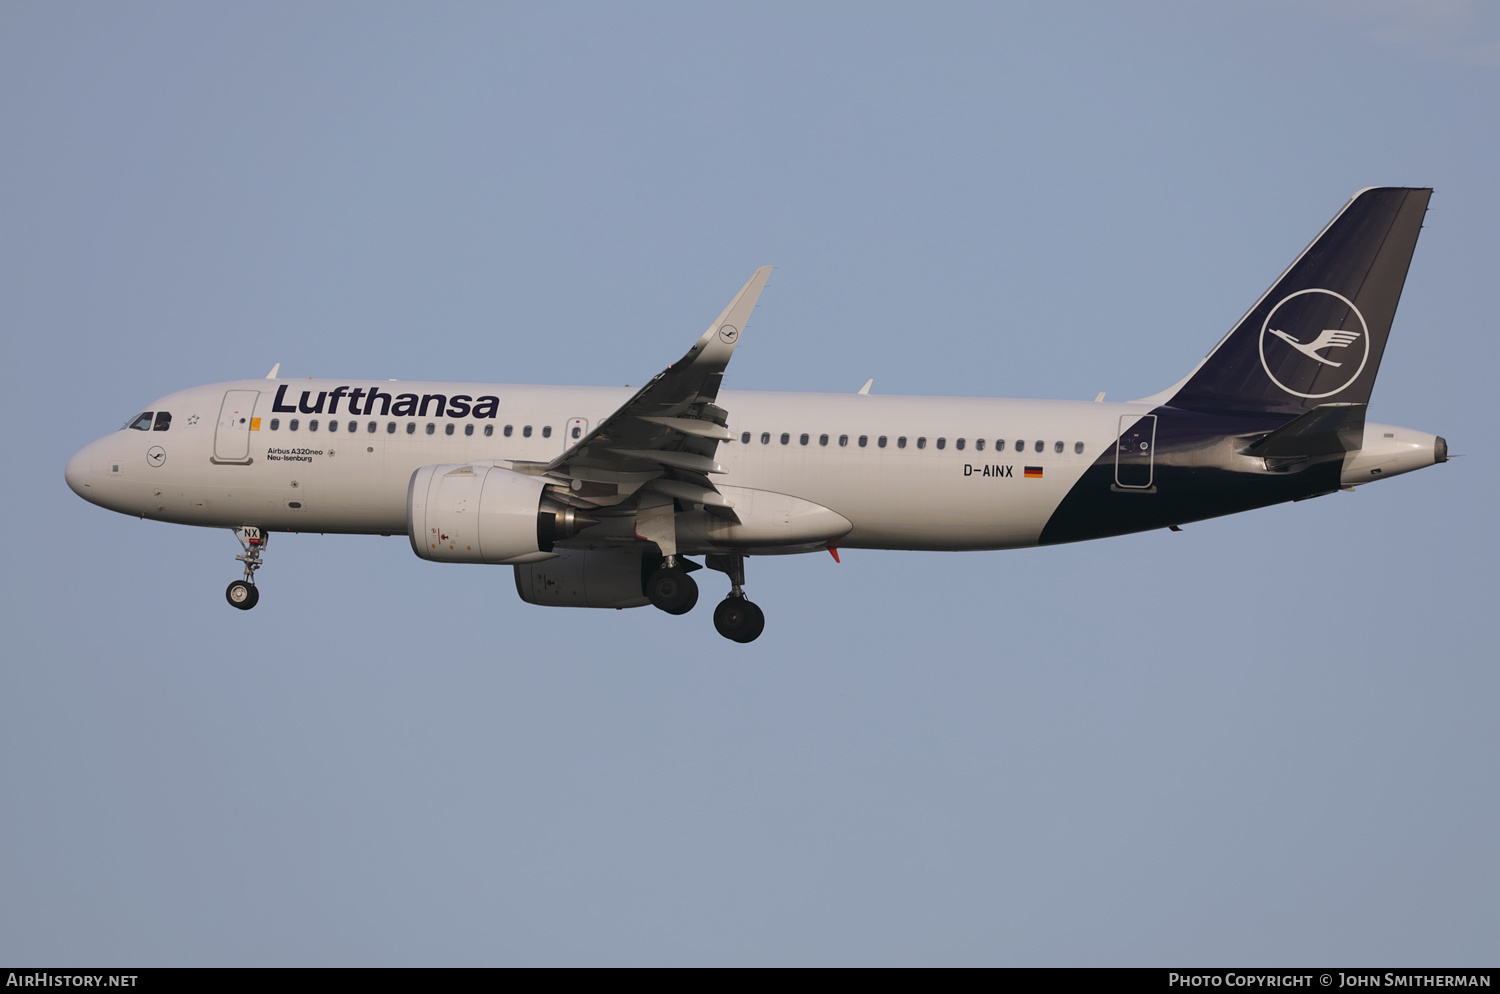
[65,443,95,500]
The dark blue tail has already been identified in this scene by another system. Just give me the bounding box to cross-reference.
[1165,187,1431,416]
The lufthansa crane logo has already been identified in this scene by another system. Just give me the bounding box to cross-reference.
[717,324,739,345]
[1258,288,1370,399]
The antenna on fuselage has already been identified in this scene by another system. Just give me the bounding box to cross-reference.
[265,364,280,379]
[858,379,873,395]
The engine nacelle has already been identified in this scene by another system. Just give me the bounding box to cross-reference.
[408,464,595,565]
[514,548,651,609]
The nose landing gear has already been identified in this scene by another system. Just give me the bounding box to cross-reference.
[706,553,764,643]
[226,526,266,611]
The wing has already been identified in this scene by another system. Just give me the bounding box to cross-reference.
[537,266,773,514]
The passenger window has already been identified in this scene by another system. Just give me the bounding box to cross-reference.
[504,425,513,437]
[761,432,770,444]
[1074,441,1084,454]
[781,433,790,445]
[741,432,751,444]
[975,439,984,451]
[523,426,533,438]
[917,437,926,449]
[572,426,582,439]
[445,424,455,436]
[800,433,809,445]
[1054,440,1063,453]
[406,423,416,434]
[464,424,473,436]
[1035,440,1044,453]
[858,435,868,447]
[425,423,435,435]
[897,437,907,449]
[484,425,494,437]
[367,422,376,433]
[309,420,319,432]
[996,439,1005,452]
[879,436,888,448]
[819,434,829,446]
[328,421,338,433]
[269,418,280,431]
[955,438,964,450]
[153,412,172,431]
[290,419,300,431]
[838,435,848,447]
[936,438,946,450]
[129,412,153,431]
[1015,439,1024,451]
[542,426,552,438]
[386,422,396,434]
[348,421,357,433]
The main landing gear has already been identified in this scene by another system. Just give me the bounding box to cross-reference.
[646,556,699,615]
[646,553,765,642]
[712,596,764,644]
[708,553,764,643]
[226,526,266,611]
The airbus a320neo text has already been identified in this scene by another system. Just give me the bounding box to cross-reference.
[67,188,1447,642]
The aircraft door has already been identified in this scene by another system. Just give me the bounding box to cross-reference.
[1114,414,1156,491]
[565,418,588,447]
[214,390,260,463]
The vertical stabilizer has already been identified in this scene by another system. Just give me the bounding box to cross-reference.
[1165,188,1431,416]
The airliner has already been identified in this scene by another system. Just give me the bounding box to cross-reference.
[65,187,1447,642]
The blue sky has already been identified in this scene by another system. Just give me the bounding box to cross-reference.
[2,1,1496,965]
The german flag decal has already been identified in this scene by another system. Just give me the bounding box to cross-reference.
[1024,466,1043,479]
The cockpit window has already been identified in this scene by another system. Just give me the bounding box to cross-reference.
[153,412,171,431]
[127,412,153,431]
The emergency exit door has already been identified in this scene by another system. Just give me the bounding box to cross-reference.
[565,418,589,447]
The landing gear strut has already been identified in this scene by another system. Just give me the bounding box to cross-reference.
[707,553,765,643]
[226,526,266,611]
[646,555,699,615]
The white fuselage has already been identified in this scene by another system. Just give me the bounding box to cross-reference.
[66,378,1145,552]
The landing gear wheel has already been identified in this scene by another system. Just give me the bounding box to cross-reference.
[226,580,259,610]
[713,597,765,643]
[229,527,266,610]
[647,567,699,615]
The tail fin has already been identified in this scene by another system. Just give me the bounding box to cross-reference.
[1163,187,1431,416]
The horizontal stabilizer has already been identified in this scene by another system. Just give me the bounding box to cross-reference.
[1245,403,1366,458]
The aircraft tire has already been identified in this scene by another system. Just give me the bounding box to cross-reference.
[647,567,698,615]
[226,580,259,610]
[714,597,764,643]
